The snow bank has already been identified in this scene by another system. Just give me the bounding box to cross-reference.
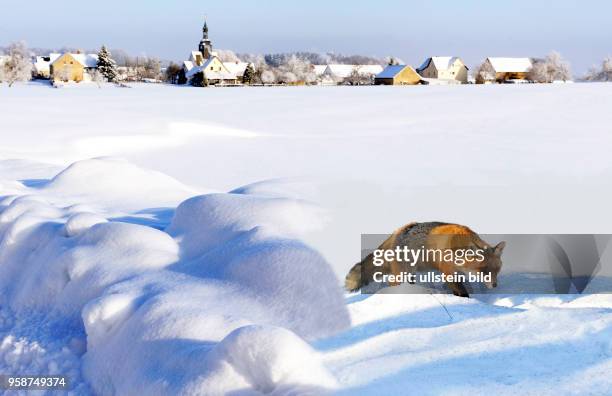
[0,159,348,394]
[43,157,200,211]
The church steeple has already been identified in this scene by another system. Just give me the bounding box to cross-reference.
[198,18,213,60]
[202,20,209,40]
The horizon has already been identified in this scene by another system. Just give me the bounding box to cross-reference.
[1,0,610,74]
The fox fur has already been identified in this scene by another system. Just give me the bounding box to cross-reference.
[345,222,505,297]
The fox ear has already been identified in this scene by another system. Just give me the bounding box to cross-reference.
[494,241,506,256]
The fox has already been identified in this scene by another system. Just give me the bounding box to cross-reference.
[345,222,506,297]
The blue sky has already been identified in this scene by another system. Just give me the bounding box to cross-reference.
[1,0,610,73]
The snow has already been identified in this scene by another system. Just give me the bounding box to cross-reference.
[1,83,612,394]
[487,57,533,73]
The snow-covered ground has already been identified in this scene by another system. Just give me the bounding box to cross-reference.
[1,83,611,395]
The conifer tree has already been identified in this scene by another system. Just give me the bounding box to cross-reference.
[242,64,255,85]
[97,45,118,82]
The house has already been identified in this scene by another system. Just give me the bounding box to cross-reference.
[224,61,253,82]
[185,56,237,85]
[181,20,240,85]
[417,56,468,83]
[374,65,422,85]
[33,56,54,78]
[476,57,533,83]
[321,64,384,84]
[50,53,98,82]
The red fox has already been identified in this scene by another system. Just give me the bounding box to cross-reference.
[345,222,505,297]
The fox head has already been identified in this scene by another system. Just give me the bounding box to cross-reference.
[480,241,506,288]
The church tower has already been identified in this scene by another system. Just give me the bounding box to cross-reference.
[198,19,213,60]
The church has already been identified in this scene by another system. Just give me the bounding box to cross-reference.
[182,20,250,85]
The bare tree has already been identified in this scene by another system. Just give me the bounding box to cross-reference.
[583,57,612,82]
[56,65,72,83]
[91,69,104,88]
[3,41,33,87]
[142,57,161,80]
[528,51,572,83]
[473,60,496,84]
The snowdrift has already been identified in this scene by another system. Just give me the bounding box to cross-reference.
[0,158,349,395]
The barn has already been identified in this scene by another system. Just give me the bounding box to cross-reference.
[374,65,422,85]
[477,57,533,83]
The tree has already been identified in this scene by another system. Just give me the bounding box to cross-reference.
[473,60,495,84]
[190,71,208,87]
[165,62,182,84]
[261,70,276,85]
[142,57,161,80]
[216,49,240,63]
[385,56,401,66]
[2,41,33,87]
[583,57,612,82]
[345,66,372,85]
[242,63,255,85]
[91,69,104,88]
[97,45,118,82]
[528,51,572,83]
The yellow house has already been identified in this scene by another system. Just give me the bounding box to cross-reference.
[417,56,468,83]
[50,53,98,82]
[374,65,422,85]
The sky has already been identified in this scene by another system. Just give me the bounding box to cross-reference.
[0,0,610,74]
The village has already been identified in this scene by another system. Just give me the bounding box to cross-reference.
[0,19,611,87]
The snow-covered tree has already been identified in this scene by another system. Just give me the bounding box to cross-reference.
[216,49,240,63]
[528,51,572,83]
[261,70,276,85]
[142,57,161,80]
[583,57,612,82]
[2,41,33,87]
[473,60,496,83]
[91,69,104,87]
[242,63,255,85]
[97,45,118,82]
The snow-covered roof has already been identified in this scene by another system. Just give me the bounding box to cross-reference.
[312,65,327,76]
[185,56,235,80]
[224,62,250,78]
[183,60,195,72]
[324,64,384,78]
[189,51,203,64]
[50,53,98,68]
[376,65,411,79]
[487,57,532,73]
[417,56,463,72]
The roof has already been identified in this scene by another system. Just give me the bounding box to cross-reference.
[324,64,384,78]
[185,56,235,80]
[312,65,327,76]
[417,56,464,72]
[487,57,532,73]
[51,53,98,68]
[183,60,195,72]
[376,65,411,79]
[224,61,251,78]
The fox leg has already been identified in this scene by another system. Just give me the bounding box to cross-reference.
[446,281,469,298]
